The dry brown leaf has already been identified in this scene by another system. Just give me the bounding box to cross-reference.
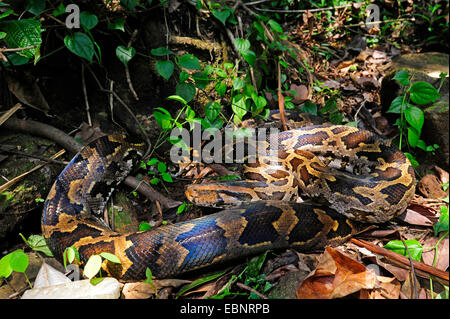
[360,276,400,299]
[397,203,439,226]
[122,279,191,299]
[422,236,449,271]
[417,174,448,199]
[288,84,309,104]
[296,246,377,299]
[434,166,449,185]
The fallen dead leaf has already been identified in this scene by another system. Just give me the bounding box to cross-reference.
[417,174,448,199]
[360,276,401,299]
[288,84,309,104]
[296,246,377,299]
[434,166,449,185]
[396,204,438,226]
[122,279,191,299]
[422,236,449,271]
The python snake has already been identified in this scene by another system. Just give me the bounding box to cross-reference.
[42,125,415,281]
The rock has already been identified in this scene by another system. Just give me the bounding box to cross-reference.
[380,52,449,168]
[21,278,121,299]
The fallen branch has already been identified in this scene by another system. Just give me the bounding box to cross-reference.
[350,238,449,285]
[2,118,177,210]
[124,176,182,211]
[0,149,65,193]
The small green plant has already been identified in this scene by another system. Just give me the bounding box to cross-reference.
[82,252,121,285]
[0,249,32,288]
[142,267,159,297]
[387,70,441,166]
[19,233,53,257]
[63,246,80,269]
[237,251,272,299]
[139,157,173,185]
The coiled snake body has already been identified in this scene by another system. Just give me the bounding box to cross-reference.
[42,126,415,280]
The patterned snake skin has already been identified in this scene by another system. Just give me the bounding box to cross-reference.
[42,126,415,280]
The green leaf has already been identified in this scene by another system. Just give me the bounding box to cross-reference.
[404,106,424,132]
[20,234,53,257]
[393,70,410,86]
[387,96,404,114]
[404,152,419,168]
[83,255,102,279]
[10,250,28,273]
[329,111,343,124]
[409,81,440,105]
[212,9,231,25]
[179,71,190,83]
[100,252,121,264]
[233,77,246,91]
[116,45,136,66]
[120,0,137,10]
[25,0,46,15]
[146,158,159,166]
[65,247,76,265]
[177,203,186,215]
[64,32,95,62]
[192,71,210,89]
[0,9,14,20]
[433,207,449,236]
[151,47,174,56]
[175,270,226,298]
[243,51,256,66]
[0,18,42,63]
[268,19,283,33]
[154,110,173,130]
[231,94,247,120]
[157,161,167,173]
[205,102,221,122]
[89,277,105,285]
[108,17,125,31]
[407,126,419,147]
[80,12,98,30]
[436,285,449,299]
[234,38,250,53]
[0,252,14,278]
[155,60,174,80]
[139,222,152,231]
[176,82,196,103]
[215,81,227,96]
[161,172,173,183]
[384,240,423,261]
[167,95,188,105]
[300,101,317,115]
[149,177,160,185]
[179,54,201,70]
[143,267,153,284]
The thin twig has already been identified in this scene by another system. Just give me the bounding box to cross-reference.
[81,63,92,126]
[400,237,419,299]
[0,146,68,165]
[125,29,139,101]
[83,63,152,157]
[277,60,287,131]
[235,282,268,299]
[254,3,363,13]
[0,149,65,193]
